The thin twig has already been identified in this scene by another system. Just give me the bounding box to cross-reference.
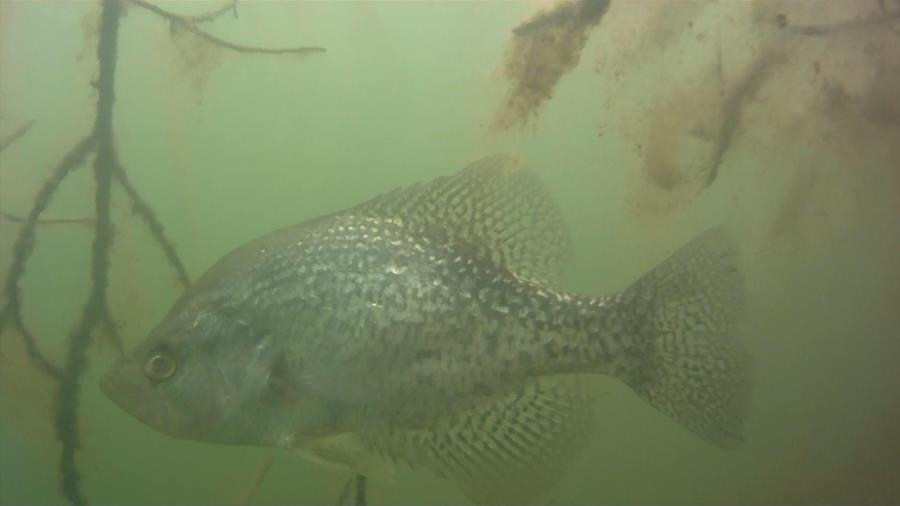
[180,0,237,24]
[239,454,275,505]
[0,211,94,227]
[128,0,326,55]
[113,162,190,288]
[0,120,34,154]
[182,23,326,56]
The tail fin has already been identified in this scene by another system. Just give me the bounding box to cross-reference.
[620,227,749,447]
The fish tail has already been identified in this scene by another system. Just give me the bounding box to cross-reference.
[616,227,750,447]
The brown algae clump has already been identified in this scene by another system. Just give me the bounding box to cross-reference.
[494,0,610,130]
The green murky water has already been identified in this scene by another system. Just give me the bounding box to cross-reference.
[1,1,898,504]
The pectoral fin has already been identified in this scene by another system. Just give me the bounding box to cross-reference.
[298,431,396,479]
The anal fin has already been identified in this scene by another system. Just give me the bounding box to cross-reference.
[367,375,599,505]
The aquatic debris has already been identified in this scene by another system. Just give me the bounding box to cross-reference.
[861,60,900,129]
[493,0,610,130]
[777,5,900,36]
[703,50,785,188]
[703,2,898,190]
[0,120,33,154]
[635,47,783,196]
[641,101,695,191]
[769,165,819,240]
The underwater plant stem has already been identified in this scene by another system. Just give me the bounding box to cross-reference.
[128,0,326,55]
[56,0,122,503]
[113,162,190,288]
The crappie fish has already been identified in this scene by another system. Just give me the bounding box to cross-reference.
[101,155,748,504]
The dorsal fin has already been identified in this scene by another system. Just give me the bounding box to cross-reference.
[350,155,571,286]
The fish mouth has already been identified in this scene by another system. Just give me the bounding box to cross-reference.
[100,358,191,439]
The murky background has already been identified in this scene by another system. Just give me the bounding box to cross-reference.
[1,1,898,504]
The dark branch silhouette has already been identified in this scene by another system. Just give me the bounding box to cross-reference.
[1,212,95,226]
[55,1,122,501]
[128,0,326,55]
[113,162,190,288]
[177,0,237,24]
[0,134,96,380]
[0,1,325,503]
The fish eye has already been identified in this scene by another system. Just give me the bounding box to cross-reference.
[144,348,177,382]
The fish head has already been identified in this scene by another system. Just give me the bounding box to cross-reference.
[100,286,304,447]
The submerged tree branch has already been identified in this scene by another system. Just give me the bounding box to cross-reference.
[0,123,90,234]
[180,0,237,24]
[0,134,96,379]
[56,1,122,503]
[128,0,326,56]
[113,162,190,288]
[1,0,326,503]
